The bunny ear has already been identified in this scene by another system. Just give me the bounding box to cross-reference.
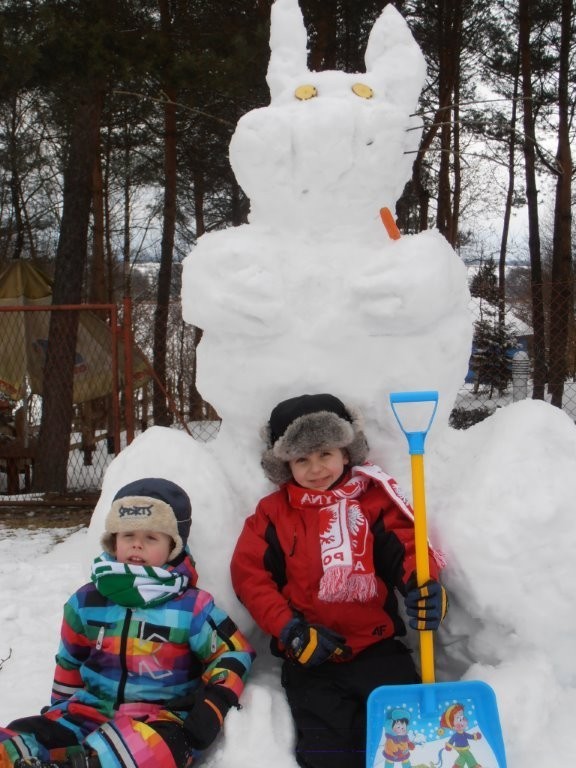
[266,0,310,99]
[364,5,426,108]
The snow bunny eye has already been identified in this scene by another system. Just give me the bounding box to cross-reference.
[294,85,318,100]
[351,83,373,99]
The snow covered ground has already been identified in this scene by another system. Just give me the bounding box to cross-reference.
[2,399,576,768]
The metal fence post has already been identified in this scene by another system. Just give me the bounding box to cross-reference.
[511,350,531,402]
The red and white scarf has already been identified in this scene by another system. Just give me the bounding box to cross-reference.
[288,463,445,603]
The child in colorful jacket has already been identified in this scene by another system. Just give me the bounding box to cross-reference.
[0,478,255,768]
[230,394,447,768]
[382,708,415,767]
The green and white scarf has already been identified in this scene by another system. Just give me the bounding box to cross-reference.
[91,555,189,608]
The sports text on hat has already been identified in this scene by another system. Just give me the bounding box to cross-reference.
[117,503,154,517]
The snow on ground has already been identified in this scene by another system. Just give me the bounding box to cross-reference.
[2,400,576,767]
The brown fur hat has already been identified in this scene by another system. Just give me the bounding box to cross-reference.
[261,393,369,485]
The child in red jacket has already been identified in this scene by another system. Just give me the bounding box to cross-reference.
[231,393,447,768]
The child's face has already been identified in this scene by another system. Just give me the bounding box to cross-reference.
[289,448,349,490]
[115,529,173,567]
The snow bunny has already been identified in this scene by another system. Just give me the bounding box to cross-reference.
[181,0,473,495]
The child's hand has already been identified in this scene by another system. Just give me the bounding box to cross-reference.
[404,576,448,631]
[168,685,234,750]
[280,618,351,667]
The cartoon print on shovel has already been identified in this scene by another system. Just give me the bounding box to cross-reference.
[437,703,483,768]
[380,707,421,767]
[369,694,499,768]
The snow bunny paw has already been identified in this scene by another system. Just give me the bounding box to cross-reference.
[182,230,287,338]
[349,230,470,336]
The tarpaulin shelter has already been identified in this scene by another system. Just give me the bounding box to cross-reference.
[0,260,150,403]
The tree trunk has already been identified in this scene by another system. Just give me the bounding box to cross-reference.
[102,120,115,303]
[306,0,338,70]
[152,86,177,427]
[90,149,107,303]
[122,119,132,298]
[193,167,205,238]
[449,2,462,248]
[518,0,547,400]
[435,0,460,245]
[547,0,573,408]
[8,96,24,260]
[498,56,520,329]
[33,87,103,493]
[230,177,249,226]
[152,1,177,427]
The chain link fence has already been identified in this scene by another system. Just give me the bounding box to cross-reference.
[451,282,576,428]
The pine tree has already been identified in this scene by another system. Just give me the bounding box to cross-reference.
[470,259,517,396]
[470,258,500,305]
[470,313,517,396]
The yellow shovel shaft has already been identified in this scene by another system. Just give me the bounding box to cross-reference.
[410,453,435,684]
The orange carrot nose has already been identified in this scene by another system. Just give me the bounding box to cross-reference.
[380,207,401,240]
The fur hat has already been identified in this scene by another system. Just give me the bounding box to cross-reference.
[261,393,369,484]
[101,478,192,562]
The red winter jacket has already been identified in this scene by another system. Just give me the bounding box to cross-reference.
[230,467,440,658]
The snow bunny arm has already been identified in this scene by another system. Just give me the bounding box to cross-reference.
[172,591,255,751]
[51,592,91,705]
[230,501,295,639]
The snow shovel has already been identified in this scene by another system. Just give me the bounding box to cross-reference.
[365,391,507,768]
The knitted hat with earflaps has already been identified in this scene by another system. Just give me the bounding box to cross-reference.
[101,477,192,562]
[438,703,464,735]
[260,393,369,485]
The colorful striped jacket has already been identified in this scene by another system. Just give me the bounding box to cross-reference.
[49,551,254,722]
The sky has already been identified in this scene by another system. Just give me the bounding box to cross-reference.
[2,1,576,767]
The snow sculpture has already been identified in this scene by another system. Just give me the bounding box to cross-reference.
[181,0,472,491]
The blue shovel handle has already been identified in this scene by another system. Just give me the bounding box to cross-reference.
[390,390,438,455]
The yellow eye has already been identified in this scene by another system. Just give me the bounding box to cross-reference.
[294,85,318,101]
[352,83,373,99]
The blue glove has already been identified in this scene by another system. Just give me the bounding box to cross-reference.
[404,577,448,630]
[280,618,351,667]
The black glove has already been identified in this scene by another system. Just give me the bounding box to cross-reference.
[167,685,235,751]
[404,576,448,631]
[280,618,352,667]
